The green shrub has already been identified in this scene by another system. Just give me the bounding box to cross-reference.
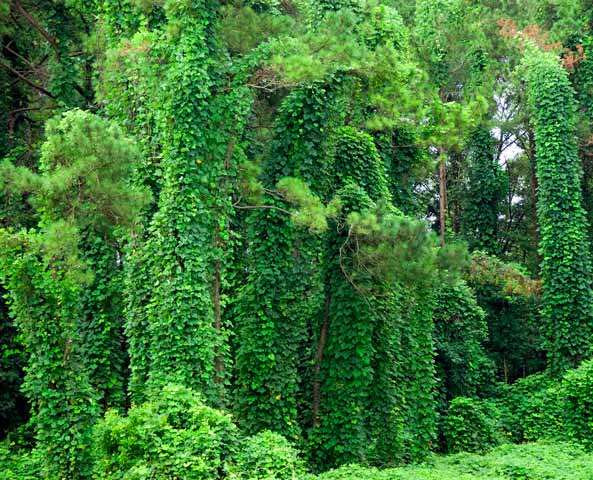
[443,397,501,454]
[430,441,593,480]
[560,359,593,448]
[495,364,593,448]
[0,442,42,480]
[229,430,304,479]
[311,442,593,479]
[496,373,562,443]
[92,384,238,479]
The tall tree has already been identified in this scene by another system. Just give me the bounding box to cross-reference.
[234,83,338,440]
[523,44,593,374]
[119,0,252,404]
[0,110,149,478]
[462,129,506,254]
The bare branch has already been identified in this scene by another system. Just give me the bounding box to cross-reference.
[2,42,48,78]
[14,0,61,59]
[233,204,291,215]
[0,61,56,98]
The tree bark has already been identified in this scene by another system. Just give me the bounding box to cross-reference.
[312,291,331,426]
[439,154,447,247]
[213,258,223,385]
[14,0,61,59]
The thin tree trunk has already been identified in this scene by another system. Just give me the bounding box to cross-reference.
[312,291,331,426]
[14,0,61,59]
[439,154,447,247]
[213,227,224,398]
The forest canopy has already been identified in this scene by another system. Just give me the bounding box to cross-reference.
[3,0,593,479]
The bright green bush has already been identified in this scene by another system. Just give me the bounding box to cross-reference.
[310,442,593,479]
[495,363,593,448]
[442,397,501,454]
[92,384,238,479]
[229,430,304,480]
[0,442,41,480]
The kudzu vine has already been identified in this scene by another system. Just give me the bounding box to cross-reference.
[312,127,438,467]
[523,45,593,375]
[462,129,506,255]
[234,82,340,440]
[0,110,148,478]
[120,0,252,404]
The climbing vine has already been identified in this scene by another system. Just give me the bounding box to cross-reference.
[462,129,506,254]
[234,82,340,440]
[312,180,380,468]
[523,45,593,374]
[119,0,252,404]
[312,127,438,467]
[433,280,493,405]
[80,233,127,412]
[0,110,148,478]
[375,126,430,215]
[7,1,593,477]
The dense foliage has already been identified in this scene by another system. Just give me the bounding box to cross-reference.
[308,442,593,480]
[3,0,593,478]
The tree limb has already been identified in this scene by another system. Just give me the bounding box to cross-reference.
[0,62,56,98]
[14,0,61,59]
[233,204,291,215]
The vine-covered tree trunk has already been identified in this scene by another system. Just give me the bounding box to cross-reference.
[523,46,593,375]
[312,128,428,468]
[0,109,148,478]
[80,233,127,411]
[312,182,378,468]
[234,84,337,439]
[0,253,98,479]
[462,129,505,254]
[124,2,250,404]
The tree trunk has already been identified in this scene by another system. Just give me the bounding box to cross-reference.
[312,292,331,426]
[439,154,447,247]
[213,226,224,393]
